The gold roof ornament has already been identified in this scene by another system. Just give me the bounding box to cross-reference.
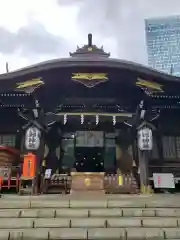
[69,33,110,57]
[136,78,164,93]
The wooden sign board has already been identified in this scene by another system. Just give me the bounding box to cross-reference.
[44,169,52,179]
[153,173,175,189]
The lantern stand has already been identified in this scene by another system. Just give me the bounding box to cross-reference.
[137,121,155,194]
[18,98,47,195]
[19,109,62,194]
[20,123,45,195]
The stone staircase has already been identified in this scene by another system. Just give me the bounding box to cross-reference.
[0,194,180,239]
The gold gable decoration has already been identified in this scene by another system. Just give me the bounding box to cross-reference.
[16,77,44,93]
[72,73,108,88]
[136,78,164,93]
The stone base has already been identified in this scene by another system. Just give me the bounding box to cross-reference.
[140,184,153,194]
[70,190,105,196]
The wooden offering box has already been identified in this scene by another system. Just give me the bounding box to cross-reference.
[71,172,104,193]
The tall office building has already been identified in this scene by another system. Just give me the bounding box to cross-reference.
[145,16,180,76]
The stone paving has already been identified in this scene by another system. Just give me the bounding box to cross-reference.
[0,194,180,239]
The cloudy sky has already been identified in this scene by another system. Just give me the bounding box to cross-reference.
[0,0,180,73]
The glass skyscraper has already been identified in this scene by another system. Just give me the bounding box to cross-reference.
[145,16,180,76]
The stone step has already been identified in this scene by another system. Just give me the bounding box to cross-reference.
[0,227,180,239]
[1,199,180,208]
[0,217,180,228]
[1,208,180,218]
[0,194,180,239]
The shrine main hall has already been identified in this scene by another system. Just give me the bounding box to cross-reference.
[0,34,179,194]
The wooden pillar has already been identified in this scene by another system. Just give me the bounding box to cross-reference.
[34,134,45,194]
[132,138,140,188]
[137,122,154,194]
[138,150,151,193]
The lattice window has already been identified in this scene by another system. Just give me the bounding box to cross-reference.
[0,134,16,147]
[151,136,159,159]
[104,138,116,169]
[176,137,180,158]
[162,136,180,159]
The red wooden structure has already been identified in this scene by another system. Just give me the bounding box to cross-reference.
[0,146,20,192]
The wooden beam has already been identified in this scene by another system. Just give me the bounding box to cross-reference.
[56,112,133,117]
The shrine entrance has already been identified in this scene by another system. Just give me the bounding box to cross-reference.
[74,131,104,172]
[74,147,104,172]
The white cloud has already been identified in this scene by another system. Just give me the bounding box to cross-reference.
[0,0,77,72]
[117,0,180,64]
[73,0,180,64]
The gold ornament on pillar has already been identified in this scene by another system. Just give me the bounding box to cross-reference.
[44,145,49,158]
[55,146,60,159]
[128,145,136,167]
[132,160,136,167]
[42,144,49,167]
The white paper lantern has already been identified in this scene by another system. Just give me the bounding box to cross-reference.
[25,126,41,150]
[138,126,153,151]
